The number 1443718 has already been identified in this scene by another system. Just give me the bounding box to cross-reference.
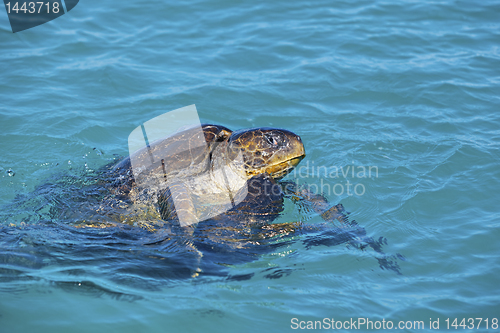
[5,2,61,14]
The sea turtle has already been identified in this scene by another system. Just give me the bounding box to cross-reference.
[1,124,401,283]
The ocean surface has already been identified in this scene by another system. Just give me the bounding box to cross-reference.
[1,0,499,332]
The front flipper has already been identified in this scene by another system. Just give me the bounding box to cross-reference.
[281,181,350,224]
[281,181,402,274]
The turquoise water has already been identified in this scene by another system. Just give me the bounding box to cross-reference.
[1,0,500,331]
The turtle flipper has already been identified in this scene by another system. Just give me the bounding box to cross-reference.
[281,181,349,224]
[281,181,402,274]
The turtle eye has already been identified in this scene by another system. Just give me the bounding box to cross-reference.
[264,133,280,147]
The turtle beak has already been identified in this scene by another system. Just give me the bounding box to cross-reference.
[286,131,306,162]
[286,137,305,171]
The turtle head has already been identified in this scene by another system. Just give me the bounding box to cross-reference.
[226,127,306,180]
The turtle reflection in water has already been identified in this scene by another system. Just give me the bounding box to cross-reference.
[91,124,402,276]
